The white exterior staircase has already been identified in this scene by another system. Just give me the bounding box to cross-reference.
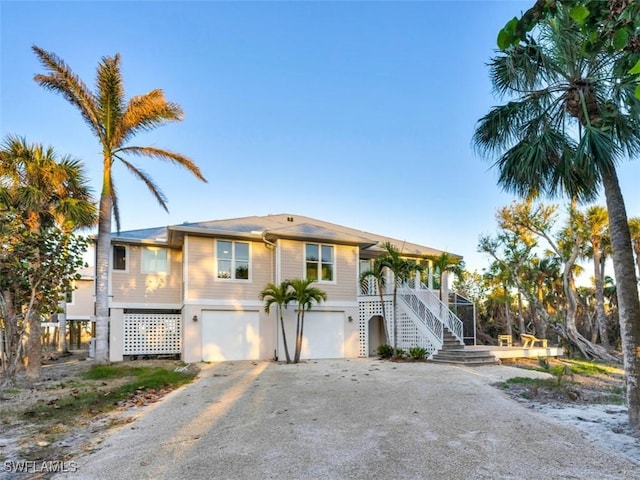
[360,279,495,365]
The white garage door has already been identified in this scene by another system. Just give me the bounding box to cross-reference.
[287,311,344,359]
[202,310,260,361]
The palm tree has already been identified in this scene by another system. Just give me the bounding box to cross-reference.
[378,242,421,356]
[473,8,640,428]
[32,46,207,363]
[580,205,611,349]
[0,135,96,379]
[259,281,294,364]
[358,258,390,345]
[288,278,327,363]
[427,252,464,304]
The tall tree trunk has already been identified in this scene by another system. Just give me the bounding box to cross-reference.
[278,307,291,364]
[378,288,390,345]
[57,300,68,353]
[592,247,610,349]
[517,292,525,336]
[0,290,23,383]
[25,310,41,381]
[602,168,640,430]
[294,310,302,363]
[95,185,112,364]
[294,310,306,364]
[561,248,616,362]
[392,287,399,355]
[505,299,512,337]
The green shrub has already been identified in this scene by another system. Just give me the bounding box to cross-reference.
[408,346,428,360]
[377,344,394,358]
[394,348,406,358]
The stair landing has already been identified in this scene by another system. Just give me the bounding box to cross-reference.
[429,330,500,366]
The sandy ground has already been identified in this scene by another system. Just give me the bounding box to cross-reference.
[38,358,639,480]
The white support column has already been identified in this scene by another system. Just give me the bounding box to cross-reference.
[109,308,124,362]
[440,272,449,304]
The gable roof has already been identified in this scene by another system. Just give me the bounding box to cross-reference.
[113,213,460,259]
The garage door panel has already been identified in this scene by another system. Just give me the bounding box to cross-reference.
[281,311,344,359]
[202,311,259,361]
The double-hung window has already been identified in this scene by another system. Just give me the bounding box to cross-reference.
[305,243,334,282]
[216,240,250,280]
[113,245,127,271]
[142,247,169,274]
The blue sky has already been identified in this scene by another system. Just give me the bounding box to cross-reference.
[2,0,639,273]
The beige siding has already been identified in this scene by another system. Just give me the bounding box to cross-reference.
[67,279,94,319]
[279,239,358,302]
[111,246,183,304]
[185,236,273,301]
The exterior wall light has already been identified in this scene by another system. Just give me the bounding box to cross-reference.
[348,316,353,322]
[192,315,198,322]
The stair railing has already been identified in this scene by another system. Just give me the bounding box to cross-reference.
[397,284,443,350]
[403,281,464,344]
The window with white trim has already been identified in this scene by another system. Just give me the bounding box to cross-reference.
[216,240,250,280]
[113,245,127,271]
[306,243,334,282]
[142,247,169,274]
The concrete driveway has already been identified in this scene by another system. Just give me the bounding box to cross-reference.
[55,359,638,480]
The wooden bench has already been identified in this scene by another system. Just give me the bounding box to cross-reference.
[521,333,548,348]
[497,334,512,347]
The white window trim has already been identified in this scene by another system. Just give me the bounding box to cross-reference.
[215,239,252,282]
[304,242,336,284]
[112,244,129,273]
[141,246,170,275]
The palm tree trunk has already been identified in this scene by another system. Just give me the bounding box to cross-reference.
[295,310,306,363]
[592,249,610,349]
[505,300,512,337]
[278,308,291,364]
[562,249,616,361]
[94,186,112,364]
[602,167,640,429]
[378,289,390,345]
[392,287,398,355]
[294,311,302,363]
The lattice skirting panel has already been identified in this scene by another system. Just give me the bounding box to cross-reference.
[358,299,394,357]
[124,313,182,355]
[359,300,439,357]
[397,310,438,355]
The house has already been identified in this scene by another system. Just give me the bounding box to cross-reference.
[90,214,471,363]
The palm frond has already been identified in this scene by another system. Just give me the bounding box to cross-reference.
[117,146,207,182]
[32,46,101,141]
[115,154,169,211]
[96,54,126,149]
[117,89,184,143]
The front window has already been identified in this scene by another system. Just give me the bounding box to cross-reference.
[306,243,334,282]
[142,247,169,274]
[113,245,127,271]
[216,240,250,280]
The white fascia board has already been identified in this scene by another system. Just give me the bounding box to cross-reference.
[109,302,183,310]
